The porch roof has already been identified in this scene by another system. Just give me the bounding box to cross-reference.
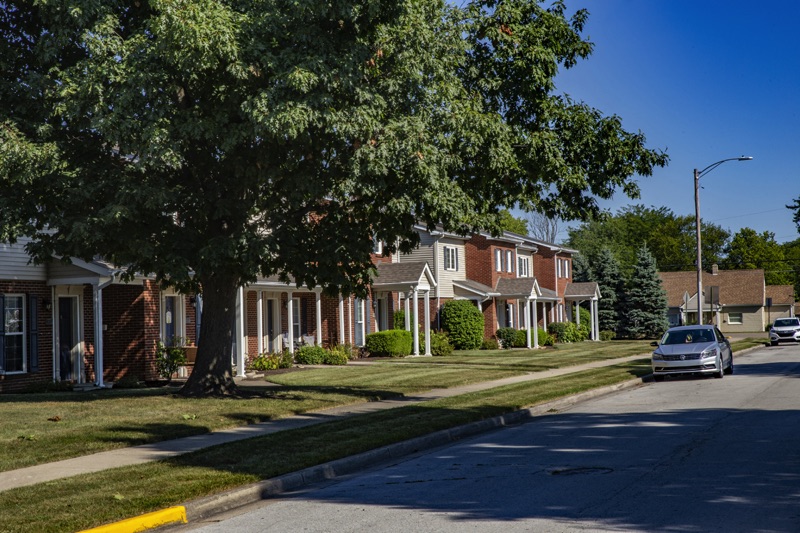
[453,279,498,298]
[564,282,601,300]
[371,261,436,292]
[495,277,541,299]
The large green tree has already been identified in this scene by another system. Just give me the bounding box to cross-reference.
[0,0,667,395]
[592,247,625,333]
[722,228,792,285]
[567,204,729,275]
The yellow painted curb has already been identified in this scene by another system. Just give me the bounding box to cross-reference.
[78,506,187,533]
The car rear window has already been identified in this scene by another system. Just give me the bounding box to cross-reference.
[661,329,714,345]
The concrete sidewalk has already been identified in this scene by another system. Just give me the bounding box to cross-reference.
[0,353,648,492]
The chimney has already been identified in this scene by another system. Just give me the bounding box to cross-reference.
[711,264,719,276]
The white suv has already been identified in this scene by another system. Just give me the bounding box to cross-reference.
[769,317,800,346]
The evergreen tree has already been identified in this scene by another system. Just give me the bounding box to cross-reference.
[572,253,593,283]
[623,244,669,338]
[593,247,625,333]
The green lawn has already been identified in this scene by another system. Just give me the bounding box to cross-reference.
[0,360,652,533]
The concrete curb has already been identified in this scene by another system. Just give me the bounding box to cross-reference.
[182,376,645,524]
[78,506,187,533]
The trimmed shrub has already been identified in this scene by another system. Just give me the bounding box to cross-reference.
[481,338,499,350]
[578,307,592,340]
[513,329,528,348]
[495,327,518,349]
[249,351,293,371]
[429,331,454,356]
[393,310,406,330]
[294,345,327,365]
[365,330,413,357]
[440,300,484,350]
[324,347,349,365]
[600,330,616,341]
[538,328,554,346]
[154,341,187,381]
[547,321,582,343]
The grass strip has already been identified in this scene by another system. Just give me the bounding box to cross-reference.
[0,366,518,472]
[0,360,650,533]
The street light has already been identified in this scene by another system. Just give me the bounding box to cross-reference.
[694,156,753,324]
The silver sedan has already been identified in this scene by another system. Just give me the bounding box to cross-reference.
[651,325,733,381]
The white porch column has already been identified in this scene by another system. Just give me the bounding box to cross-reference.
[286,292,295,354]
[256,291,264,355]
[348,297,353,345]
[593,298,600,341]
[575,301,581,326]
[424,290,431,356]
[412,288,420,356]
[524,298,532,349]
[92,285,105,387]
[338,295,345,345]
[404,293,411,331]
[542,302,548,331]
[532,299,539,348]
[236,287,246,377]
[315,290,322,346]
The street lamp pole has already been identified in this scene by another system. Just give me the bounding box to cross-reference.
[694,156,752,325]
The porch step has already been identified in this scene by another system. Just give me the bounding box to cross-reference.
[73,383,102,392]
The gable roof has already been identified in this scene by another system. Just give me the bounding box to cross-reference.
[372,261,436,291]
[765,285,795,306]
[495,277,540,298]
[453,279,497,298]
[658,269,765,308]
[564,282,600,300]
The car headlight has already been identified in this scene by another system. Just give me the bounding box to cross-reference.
[652,352,663,361]
[701,347,718,359]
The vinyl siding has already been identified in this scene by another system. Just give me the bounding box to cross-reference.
[0,241,46,281]
[721,305,763,333]
[436,237,465,299]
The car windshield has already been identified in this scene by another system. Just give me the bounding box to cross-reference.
[661,329,714,345]
[773,319,800,328]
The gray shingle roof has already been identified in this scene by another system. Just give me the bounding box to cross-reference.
[495,277,537,297]
[564,282,600,298]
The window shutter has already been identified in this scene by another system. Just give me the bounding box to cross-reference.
[366,298,372,334]
[0,294,5,372]
[29,295,39,373]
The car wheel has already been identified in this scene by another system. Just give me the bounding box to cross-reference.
[714,356,724,379]
[771,341,778,347]
[724,354,734,375]
[653,375,664,382]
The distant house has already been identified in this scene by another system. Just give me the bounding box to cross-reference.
[659,265,796,333]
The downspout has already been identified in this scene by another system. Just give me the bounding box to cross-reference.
[93,270,120,388]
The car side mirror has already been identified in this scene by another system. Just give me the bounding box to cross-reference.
[650,341,659,347]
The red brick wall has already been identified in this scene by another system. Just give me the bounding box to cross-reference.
[102,284,147,382]
[0,281,53,393]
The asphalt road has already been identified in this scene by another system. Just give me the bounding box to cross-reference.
[184,343,800,532]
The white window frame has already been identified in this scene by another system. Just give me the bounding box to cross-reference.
[728,312,743,325]
[160,292,185,345]
[557,259,563,278]
[372,235,383,255]
[495,249,503,272]
[292,297,302,339]
[2,294,26,374]
[518,256,530,278]
[443,246,458,271]
[564,259,570,278]
[505,250,514,273]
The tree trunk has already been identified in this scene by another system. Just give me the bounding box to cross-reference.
[179,272,239,396]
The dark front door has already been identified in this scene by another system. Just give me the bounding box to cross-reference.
[58,297,78,381]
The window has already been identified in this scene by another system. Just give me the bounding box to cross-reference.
[728,312,743,325]
[372,235,383,255]
[2,295,26,373]
[292,298,301,339]
[505,250,514,273]
[494,249,503,272]
[564,259,570,278]
[557,259,562,278]
[443,246,458,271]
[518,256,530,278]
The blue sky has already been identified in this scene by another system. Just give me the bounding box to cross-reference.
[536,0,800,244]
